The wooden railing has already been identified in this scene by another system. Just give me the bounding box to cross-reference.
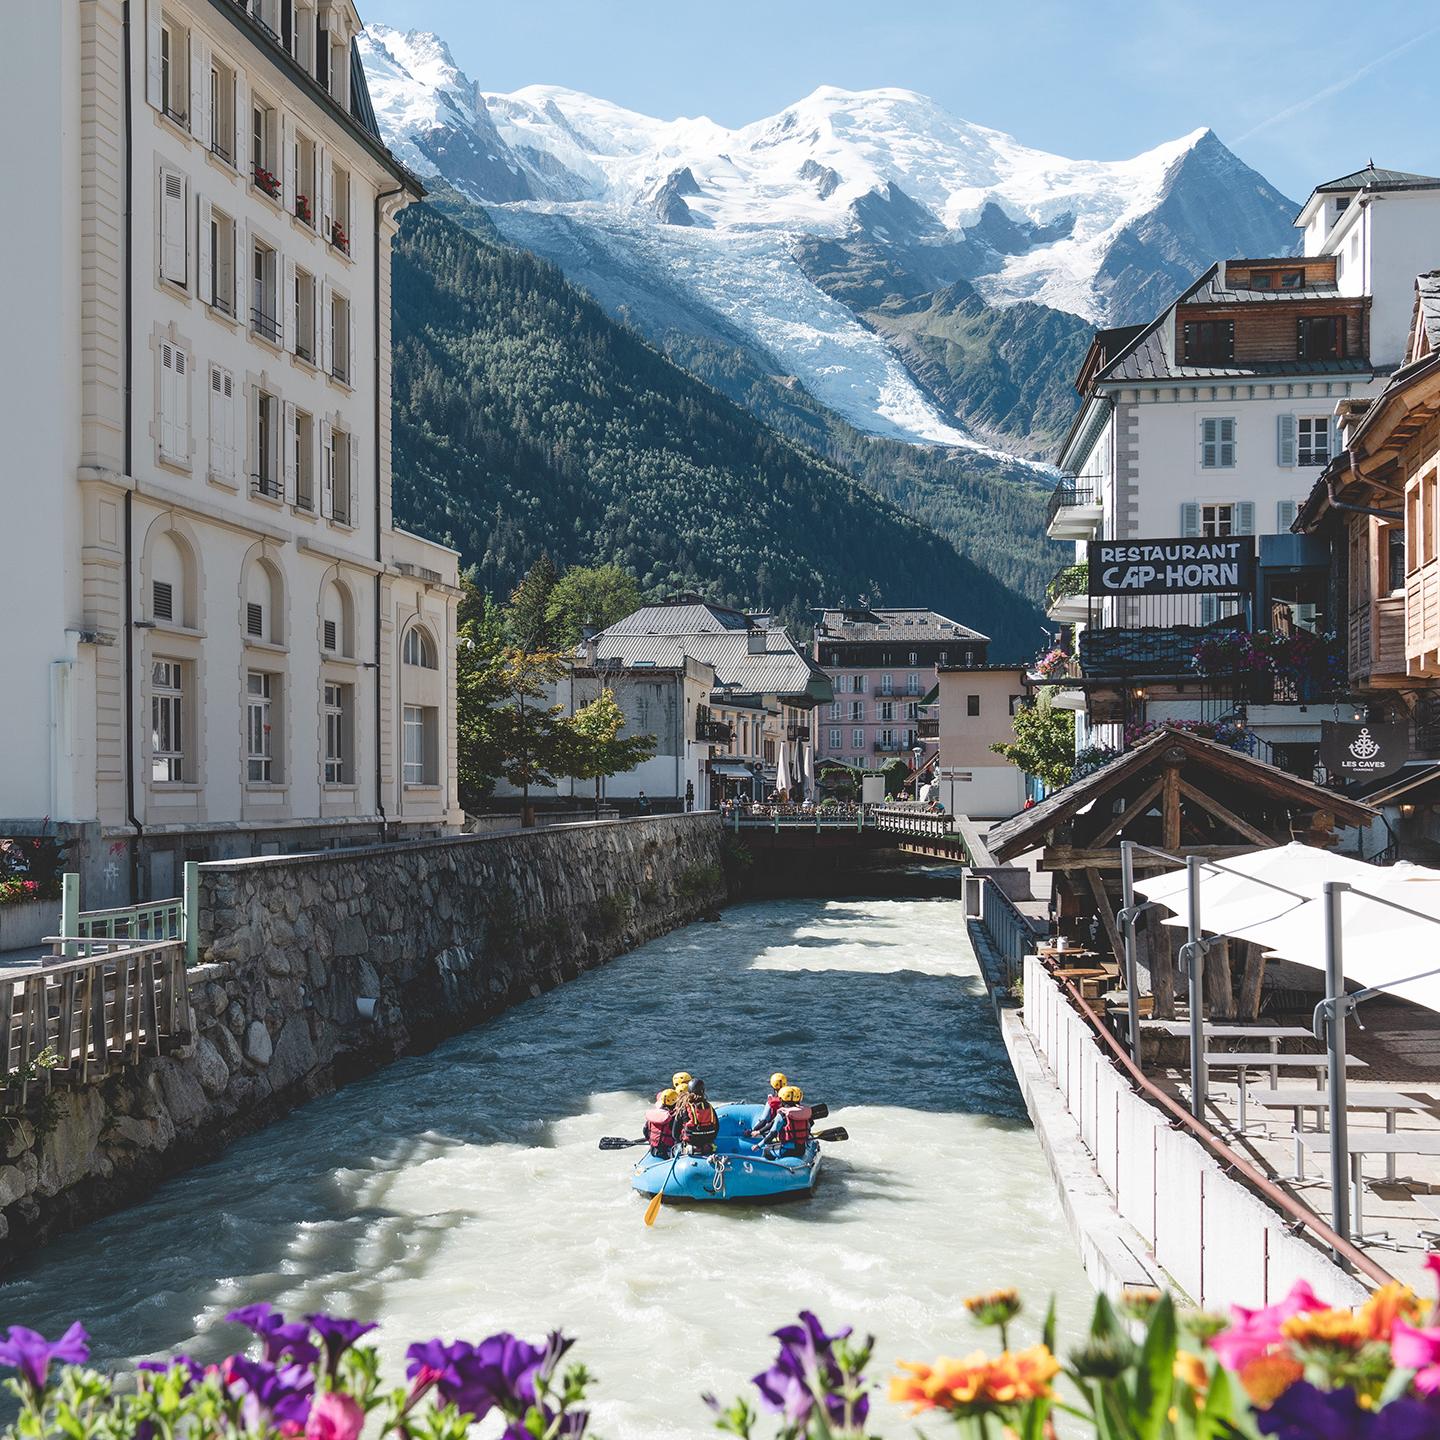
[0,940,192,1111]
[870,805,957,840]
[59,864,198,966]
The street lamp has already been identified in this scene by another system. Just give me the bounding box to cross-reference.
[912,743,924,798]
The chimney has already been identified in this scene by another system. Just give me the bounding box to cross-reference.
[581,624,599,668]
[747,628,767,655]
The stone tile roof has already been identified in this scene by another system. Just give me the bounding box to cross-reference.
[589,627,829,700]
[602,600,751,635]
[813,607,988,643]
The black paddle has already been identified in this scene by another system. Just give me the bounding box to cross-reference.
[598,1126,848,1150]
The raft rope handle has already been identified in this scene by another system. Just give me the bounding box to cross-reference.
[706,1153,730,1198]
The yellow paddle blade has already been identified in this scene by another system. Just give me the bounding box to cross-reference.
[643,1190,664,1226]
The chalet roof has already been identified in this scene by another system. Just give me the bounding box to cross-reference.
[1184,275,1338,305]
[1312,166,1440,195]
[588,626,831,701]
[813,607,988,643]
[986,726,1376,863]
[603,599,752,635]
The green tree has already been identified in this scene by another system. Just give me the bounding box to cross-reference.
[547,564,642,649]
[455,576,512,811]
[507,553,559,653]
[563,689,657,818]
[991,687,1076,792]
[493,648,572,822]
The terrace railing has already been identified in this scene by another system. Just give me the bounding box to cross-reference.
[59,863,199,966]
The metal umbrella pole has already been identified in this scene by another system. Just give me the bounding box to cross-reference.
[1319,880,1352,1253]
[1183,855,1207,1120]
[1119,840,1143,1066]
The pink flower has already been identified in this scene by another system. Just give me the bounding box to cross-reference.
[1391,1319,1440,1394]
[1209,1281,1323,1371]
[1424,1253,1440,1293]
[304,1391,363,1440]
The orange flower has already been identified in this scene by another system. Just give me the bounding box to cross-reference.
[1173,1350,1209,1393]
[1358,1281,1423,1340]
[1238,1353,1304,1406]
[889,1347,1059,1414]
[1279,1307,1368,1352]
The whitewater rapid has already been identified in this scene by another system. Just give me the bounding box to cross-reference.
[0,896,1093,1437]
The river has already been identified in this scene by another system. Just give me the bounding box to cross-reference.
[0,894,1093,1437]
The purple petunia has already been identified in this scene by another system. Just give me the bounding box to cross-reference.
[226,1304,320,1368]
[303,1315,377,1377]
[1256,1383,1440,1440]
[752,1312,852,1426]
[404,1331,575,1424]
[0,1323,90,1397]
[225,1354,315,1431]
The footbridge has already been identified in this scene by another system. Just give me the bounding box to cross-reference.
[727,803,969,861]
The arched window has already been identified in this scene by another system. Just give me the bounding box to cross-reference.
[244,556,284,645]
[402,625,437,669]
[150,529,193,627]
[321,579,354,657]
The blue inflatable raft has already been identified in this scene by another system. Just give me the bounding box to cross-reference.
[630,1102,821,1202]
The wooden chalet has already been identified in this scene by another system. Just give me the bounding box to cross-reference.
[986,727,1376,1018]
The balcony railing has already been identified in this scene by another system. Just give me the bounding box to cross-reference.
[1045,562,1088,609]
[916,716,939,739]
[1046,484,1096,529]
[251,472,283,502]
[696,719,733,743]
[786,722,809,741]
[250,307,281,344]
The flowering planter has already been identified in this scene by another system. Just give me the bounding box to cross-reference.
[0,897,54,951]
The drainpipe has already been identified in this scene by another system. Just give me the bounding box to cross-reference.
[122,1,143,902]
[373,182,405,842]
[1326,472,1400,522]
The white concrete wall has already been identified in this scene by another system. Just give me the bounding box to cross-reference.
[1021,956,1369,1308]
[939,767,1024,819]
[1361,195,1440,368]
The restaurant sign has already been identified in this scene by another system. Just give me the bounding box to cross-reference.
[1319,721,1408,783]
[1087,537,1257,596]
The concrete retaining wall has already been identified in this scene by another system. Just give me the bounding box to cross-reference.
[1021,955,1367,1308]
[0,815,727,1266]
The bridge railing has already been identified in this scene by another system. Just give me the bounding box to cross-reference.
[1,938,192,1112]
[976,880,1046,988]
[869,805,957,840]
[59,863,199,966]
[728,806,867,833]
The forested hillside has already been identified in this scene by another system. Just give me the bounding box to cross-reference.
[390,201,1045,655]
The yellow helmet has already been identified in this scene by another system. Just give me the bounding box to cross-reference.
[672,1071,692,1091]
[769,1071,788,1090]
[780,1085,804,1103]
[660,1088,679,1107]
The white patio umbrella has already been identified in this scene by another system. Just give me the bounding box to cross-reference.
[775,739,792,798]
[802,739,815,802]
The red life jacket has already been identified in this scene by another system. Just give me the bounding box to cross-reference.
[682,1101,719,1152]
[765,1093,784,1118]
[778,1104,812,1148]
[644,1107,675,1152]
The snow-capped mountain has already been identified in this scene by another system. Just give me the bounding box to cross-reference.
[360,26,1296,455]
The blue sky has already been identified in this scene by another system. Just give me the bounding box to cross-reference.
[363,0,1440,201]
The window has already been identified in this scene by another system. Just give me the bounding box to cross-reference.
[1297,316,1346,362]
[251,240,279,343]
[879,728,895,749]
[246,671,276,782]
[324,426,355,524]
[403,626,438,668]
[159,167,188,286]
[251,99,279,197]
[1427,473,1438,568]
[289,408,315,510]
[209,57,235,162]
[314,17,328,87]
[1183,320,1234,365]
[279,0,294,53]
[1201,502,1235,538]
[850,700,864,721]
[159,19,187,124]
[403,704,436,785]
[324,682,351,783]
[906,674,921,695]
[329,291,352,383]
[1407,483,1422,573]
[880,673,893,695]
[330,162,351,253]
[253,388,281,499]
[828,728,841,749]
[158,342,190,465]
[151,660,184,782]
[208,364,236,481]
[879,701,894,721]
[1386,526,1406,593]
[967,694,981,717]
[1249,270,1304,291]
[294,131,317,227]
[294,268,316,362]
[851,728,865,750]
[152,580,174,622]
[1298,417,1331,466]
[853,673,866,693]
[1200,417,1236,468]
[828,700,841,720]
[908,651,918,665]
[205,205,236,314]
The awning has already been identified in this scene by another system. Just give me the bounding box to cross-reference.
[708,762,753,779]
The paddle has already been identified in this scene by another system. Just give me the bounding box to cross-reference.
[815,1127,848,1142]
[644,1150,681,1226]
[600,1126,849,1150]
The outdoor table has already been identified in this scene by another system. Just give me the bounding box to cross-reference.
[1203,1052,1367,1134]
[1144,1022,1315,1086]
[1295,1131,1440,1242]
[1251,1089,1431,1182]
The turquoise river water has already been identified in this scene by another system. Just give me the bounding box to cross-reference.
[0,895,1093,1437]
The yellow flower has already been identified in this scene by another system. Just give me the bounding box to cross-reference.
[1358,1281,1422,1340]
[964,1288,1023,1327]
[1279,1307,1368,1352]
[1238,1353,1304,1406]
[1173,1350,1209,1393]
[889,1346,1059,1414]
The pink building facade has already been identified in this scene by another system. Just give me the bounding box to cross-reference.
[811,608,989,770]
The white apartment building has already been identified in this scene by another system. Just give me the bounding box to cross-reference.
[2,0,461,903]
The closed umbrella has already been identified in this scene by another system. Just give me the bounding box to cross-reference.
[776,738,792,798]
[802,737,815,802]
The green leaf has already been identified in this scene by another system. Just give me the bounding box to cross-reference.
[1132,1294,1178,1440]
[1043,1296,1058,1355]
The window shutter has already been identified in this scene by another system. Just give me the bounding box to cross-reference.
[348,433,360,525]
[208,365,224,475]
[224,368,238,478]
[282,400,297,501]
[233,68,248,171]
[159,168,187,285]
[1234,500,1255,535]
[1180,502,1200,537]
[1276,499,1298,532]
[173,347,190,462]
[324,619,337,652]
[1200,417,1216,468]
[197,195,213,304]
[318,280,331,373]
[277,252,290,351]
[346,298,355,387]
[189,34,210,140]
[320,418,333,516]
[1218,417,1236,468]
[247,602,264,637]
[153,580,173,622]
[145,0,163,109]
[282,115,297,211]
[319,147,333,239]
[285,255,298,353]
[1277,412,1297,467]
[159,342,177,459]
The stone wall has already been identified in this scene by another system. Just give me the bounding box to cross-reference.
[0,815,727,1265]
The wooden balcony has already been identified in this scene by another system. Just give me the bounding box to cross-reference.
[1408,561,1440,677]
[1349,594,1408,688]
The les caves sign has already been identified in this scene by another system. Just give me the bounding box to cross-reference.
[1087,538,1257,596]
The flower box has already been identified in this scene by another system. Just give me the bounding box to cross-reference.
[0,896,54,951]
[330,220,350,255]
[253,165,280,200]
[295,194,312,225]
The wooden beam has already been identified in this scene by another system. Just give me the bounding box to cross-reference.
[1085,868,1125,966]
[1175,778,1275,848]
[1037,845,1257,872]
[1086,775,1166,849]
[1162,764,1181,851]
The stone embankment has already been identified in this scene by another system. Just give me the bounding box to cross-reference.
[0,815,727,1264]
